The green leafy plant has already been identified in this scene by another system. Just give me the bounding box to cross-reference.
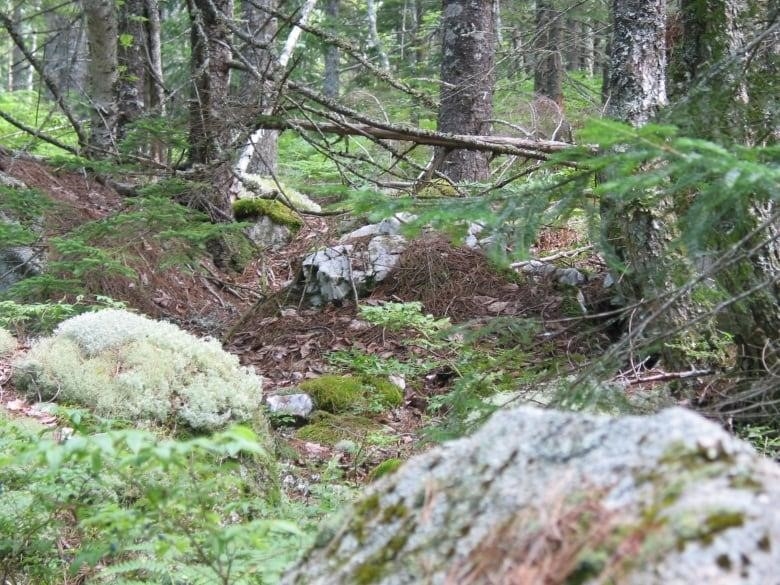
[0,296,127,335]
[0,414,298,584]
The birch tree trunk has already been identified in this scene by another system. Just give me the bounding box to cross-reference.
[435,0,496,183]
[366,0,390,71]
[83,0,119,156]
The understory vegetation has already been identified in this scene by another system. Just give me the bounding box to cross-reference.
[1,12,778,583]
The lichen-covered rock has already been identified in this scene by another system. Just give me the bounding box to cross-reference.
[13,309,268,433]
[283,407,780,585]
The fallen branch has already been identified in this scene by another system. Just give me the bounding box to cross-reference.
[625,369,715,385]
[254,117,586,160]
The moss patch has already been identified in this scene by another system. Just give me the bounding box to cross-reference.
[300,374,403,414]
[294,411,382,445]
[369,458,403,482]
[300,375,365,413]
[232,198,303,229]
[415,178,459,198]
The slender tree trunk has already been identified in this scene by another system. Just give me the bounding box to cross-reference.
[241,0,279,175]
[187,0,233,165]
[323,0,340,98]
[435,0,497,183]
[534,0,563,105]
[366,0,390,71]
[580,20,595,75]
[145,0,165,163]
[11,3,34,91]
[117,0,147,141]
[83,0,119,156]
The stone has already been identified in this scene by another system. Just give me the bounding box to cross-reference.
[0,246,45,292]
[265,393,315,420]
[283,406,780,585]
[299,219,408,305]
[243,215,294,250]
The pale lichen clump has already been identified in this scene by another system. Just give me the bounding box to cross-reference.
[0,327,16,357]
[13,309,265,431]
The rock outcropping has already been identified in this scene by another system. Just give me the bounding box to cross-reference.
[283,407,780,584]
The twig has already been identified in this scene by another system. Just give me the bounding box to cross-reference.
[624,369,714,385]
[510,245,594,268]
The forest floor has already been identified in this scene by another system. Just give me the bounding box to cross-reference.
[0,154,666,490]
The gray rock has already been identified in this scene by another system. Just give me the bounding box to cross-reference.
[283,407,780,585]
[300,224,407,305]
[266,393,315,420]
[0,171,27,189]
[557,266,586,286]
[0,246,44,291]
[243,216,293,250]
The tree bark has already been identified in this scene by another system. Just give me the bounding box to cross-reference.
[322,0,340,98]
[534,0,563,105]
[668,0,780,384]
[240,0,279,175]
[436,0,497,183]
[11,3,34,91]
[117,0,147,140]
[601,0,692,369]
[83,0,119,156]
[366,0,390,71]
[187,0,234,165]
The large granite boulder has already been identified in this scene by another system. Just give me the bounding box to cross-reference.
[283,407,780,584]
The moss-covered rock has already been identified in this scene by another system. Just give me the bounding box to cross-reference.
[13,309,269,434]
[207,229,258,272]
[282,407,780,585]
[369,458,403,482]
[299,374,403,414]
[295,411,382,445]
[415,178,459,198]
[233,198,303,230]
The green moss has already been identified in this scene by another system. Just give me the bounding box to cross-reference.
[369,458,403,482]
[415,178,459,198]
[300,375,365,413]
[208,230,258,272]
[294,411,381,445]
[232,198,303,229]
[300,374,403,414]
[381,502,408,523]
[363,376,404,408]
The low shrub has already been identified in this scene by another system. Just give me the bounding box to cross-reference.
[13,309,267,432]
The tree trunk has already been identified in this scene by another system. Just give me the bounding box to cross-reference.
[366,0,390,71]
[601,0,693,369]
[11,3,34,91]
[187,0,233,165]
[83,0,119,156]
[241,0,279,175]
[145,0,166,163]
[322,0,340,98]
[435,0,496,183]
[605,0,667,126]
[668,0,780,387]
[534,0,563,105]
[117,0,147,141]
